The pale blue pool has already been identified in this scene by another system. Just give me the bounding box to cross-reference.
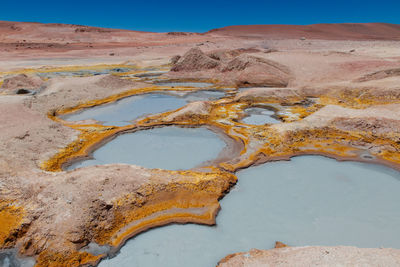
[98,156,400,267]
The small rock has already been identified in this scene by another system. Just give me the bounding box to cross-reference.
[275,241,288,248]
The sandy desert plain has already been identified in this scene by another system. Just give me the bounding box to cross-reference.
[1,21,400,266]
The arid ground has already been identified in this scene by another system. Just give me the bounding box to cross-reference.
[1,21,400,266]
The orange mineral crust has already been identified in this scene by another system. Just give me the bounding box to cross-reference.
[0,201,25,248]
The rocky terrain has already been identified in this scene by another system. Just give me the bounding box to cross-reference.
[1,21,400,266]
[218,246,400,266]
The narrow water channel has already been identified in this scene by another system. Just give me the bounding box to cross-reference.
[98,155,400,267]
[155,82,214,88]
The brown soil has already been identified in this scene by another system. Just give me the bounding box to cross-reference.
[207,23,400,40]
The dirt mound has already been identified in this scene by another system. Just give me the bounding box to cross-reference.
[355,68,400,82]
[94,74,138,88]
[207,48,260,61]
[169,47,291,87]
[165,101,211,122]
[171,47,220,72]
[221,54,286,72]
[223,54,290,87]
[207,23,400,40]
[1,74,44,93]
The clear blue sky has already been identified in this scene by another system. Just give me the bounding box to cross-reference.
[2,0,399,32]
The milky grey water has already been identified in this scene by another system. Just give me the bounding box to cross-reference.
[66,126,226,171]
[62,90,225,126]
[98,156,400,267]
[242,107,280,125]
[0,250,35,267]
[155,82,214,88]
[62,94,187,126]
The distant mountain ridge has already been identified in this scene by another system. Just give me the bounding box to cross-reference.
[1,21,399,41]
[206,23,400,40]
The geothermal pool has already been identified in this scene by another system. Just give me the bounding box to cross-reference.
[63,90,225,126]
[63,94,187,126]
[98,156,400,267]
[242,107,280,125]
[66,126,226,171]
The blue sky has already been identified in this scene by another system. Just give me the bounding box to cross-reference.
[2,0,399,32]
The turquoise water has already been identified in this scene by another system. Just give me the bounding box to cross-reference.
[98,156,400,267]
[242,107,280,125]
[66,126,226,171]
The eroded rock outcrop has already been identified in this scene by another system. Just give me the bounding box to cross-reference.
[355,67,400,82]
[168,47,291,87]
[224,54,290,87]
[171,47,220,72]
